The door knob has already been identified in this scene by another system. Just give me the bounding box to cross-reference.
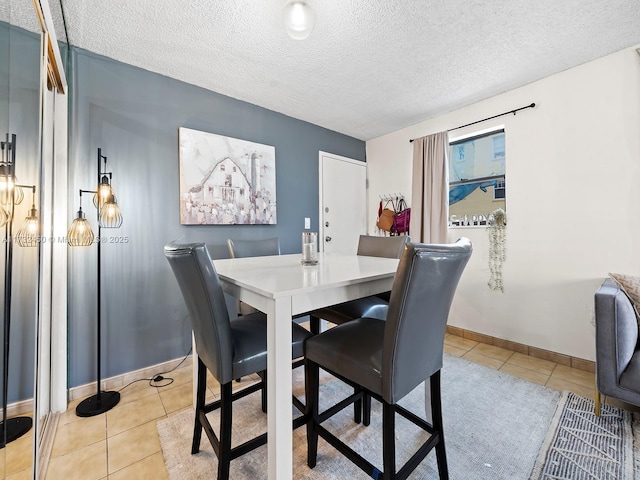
[325,236,332,242]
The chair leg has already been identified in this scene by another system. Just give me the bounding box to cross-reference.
[430,370,449,480]
[363,393,371,426]
[352,388,372,425]
[595,389,601,417]
[191,358,207,454]
[218,382,233,480]
[353,387,362,424]
[382,401,396,480]
[258,370,267,413]
[305,359,319,468]
[310,315,321,335]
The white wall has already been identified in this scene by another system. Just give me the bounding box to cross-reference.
[366,45,640,361]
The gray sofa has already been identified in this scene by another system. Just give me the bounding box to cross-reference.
[595,278,640,414]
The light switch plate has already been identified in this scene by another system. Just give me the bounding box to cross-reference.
[304,217,311,229]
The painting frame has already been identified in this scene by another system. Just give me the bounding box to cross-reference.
[178,127,277,225]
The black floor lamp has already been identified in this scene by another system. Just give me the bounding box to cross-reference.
[0,133,39,447]
[67,148,123,417]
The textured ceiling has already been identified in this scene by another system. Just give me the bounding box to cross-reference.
[6,0,640,140]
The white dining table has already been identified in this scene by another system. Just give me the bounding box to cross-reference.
[206,252,400,480]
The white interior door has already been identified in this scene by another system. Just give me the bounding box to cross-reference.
[319,152,367,254]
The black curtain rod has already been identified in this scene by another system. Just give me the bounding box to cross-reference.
[409,102,535,143]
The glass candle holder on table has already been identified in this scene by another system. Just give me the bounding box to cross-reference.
[301,232,318,265]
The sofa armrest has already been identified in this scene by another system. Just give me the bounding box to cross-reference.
[595,278,639,395]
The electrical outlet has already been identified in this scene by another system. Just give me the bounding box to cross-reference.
[304,217,311,229]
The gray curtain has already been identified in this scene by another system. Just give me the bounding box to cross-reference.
[410,132,449,243]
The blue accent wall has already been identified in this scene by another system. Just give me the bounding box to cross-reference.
[68,47,366,387]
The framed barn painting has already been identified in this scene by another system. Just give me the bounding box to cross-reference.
[178,127,277,225]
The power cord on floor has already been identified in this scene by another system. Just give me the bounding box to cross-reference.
[117,346,192,393]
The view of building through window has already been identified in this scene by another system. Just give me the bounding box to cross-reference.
[448,128,505,226]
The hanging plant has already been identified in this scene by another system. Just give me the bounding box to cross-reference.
[487,208,507,292]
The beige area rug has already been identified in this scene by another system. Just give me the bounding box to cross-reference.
[158,354,563,479]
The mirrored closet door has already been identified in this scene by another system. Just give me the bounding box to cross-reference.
[1,0,42,477]
[0,0,67,477]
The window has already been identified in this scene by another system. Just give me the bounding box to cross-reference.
[449,128,505,226]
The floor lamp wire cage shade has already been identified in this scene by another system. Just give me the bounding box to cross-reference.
[0,168,24,207]
[99,195,122,228]
[15,205,39,247]
[68,208,94,246]
[14,185,39,247]
[0,205,8,228]
[93,176,112,210]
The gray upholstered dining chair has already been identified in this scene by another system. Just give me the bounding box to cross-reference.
[309,235,408,333]
[227,237,281,259]
[304,238,472,480]
[309,234,409,424]
[227,237,281,316]
[164,242,311,480]
[227,235,308,385]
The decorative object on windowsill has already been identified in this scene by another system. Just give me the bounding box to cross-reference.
[487,208,506,292]
[0,133,37,447]
[67,148,123,417]
[282,0,316,40]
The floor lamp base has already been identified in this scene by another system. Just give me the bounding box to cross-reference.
[0,416,33,448]
[76,390,120,417]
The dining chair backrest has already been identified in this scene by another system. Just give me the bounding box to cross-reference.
[227,237,280,258]
[164,242,234,384]
[356,235,409,259]
[227,237,281,316]
[382,238,472,403]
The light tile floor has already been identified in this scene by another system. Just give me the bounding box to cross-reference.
[23,333,608,479]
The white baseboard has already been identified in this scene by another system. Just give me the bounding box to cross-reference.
[69,354,193,402]
[0,397,35,419]
[0,354,193,418]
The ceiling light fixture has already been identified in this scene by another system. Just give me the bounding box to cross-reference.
[282,0,316,40]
